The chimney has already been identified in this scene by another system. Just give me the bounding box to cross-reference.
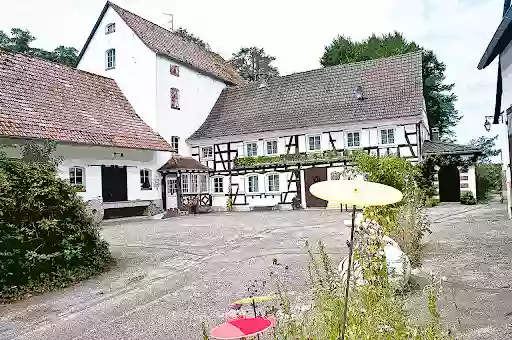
[431,128,439,141]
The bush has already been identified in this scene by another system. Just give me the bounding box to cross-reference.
[425,198,440,208]
[460,191,476,205]
[0,155,112,300]
[475,164,502,202]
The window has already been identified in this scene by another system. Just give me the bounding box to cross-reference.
[202,146,213,159]
[246,142,258,156]
[347,132,360,147]
[191,174,198,193]
[140,169,152,190]
[167,178,177,195]
[171,136,179,153]
[105,23,116,34]
[308,135,321,151]
[200,174,208,193]
[170,64,180,76]
[247,175,259,193]
[106,49,116,69]
[213,177,223,193]
[380,128,395,145]
[171,88,180,109]
[460,175,469,181]
[267,174,280,192]
[181,174,189,193]
[266,140,278,155]
[69,166,85,189]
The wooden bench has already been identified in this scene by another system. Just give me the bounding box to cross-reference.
[249,197,280,211]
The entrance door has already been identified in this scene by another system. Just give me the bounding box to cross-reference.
[438,164,460,202]
[166,176,178,209]
[304,167,328,207]
[101,165,128,202]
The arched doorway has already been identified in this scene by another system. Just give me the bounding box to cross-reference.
[438,164,460,202]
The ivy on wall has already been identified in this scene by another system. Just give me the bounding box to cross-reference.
[233,150,355,168]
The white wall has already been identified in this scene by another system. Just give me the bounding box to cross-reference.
[2,140,170,203]
[156,55,226,156]
[77,7,158,132]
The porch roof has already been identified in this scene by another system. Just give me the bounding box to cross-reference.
[422,140,482,156]
[158,155,210,173]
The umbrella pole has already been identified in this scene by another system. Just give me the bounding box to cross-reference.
[340,205,356,339]
[252,299,260,340]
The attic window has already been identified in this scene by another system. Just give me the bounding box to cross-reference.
[170,88,180,109]
[170,65,180,77]
[105,49,116,69]
[105,23,116,34]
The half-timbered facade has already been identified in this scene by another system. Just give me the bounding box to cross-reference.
[187,52,430,210]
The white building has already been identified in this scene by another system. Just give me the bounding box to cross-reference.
[0,51,172,217]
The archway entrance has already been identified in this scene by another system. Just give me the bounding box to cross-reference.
[438,164,460,202]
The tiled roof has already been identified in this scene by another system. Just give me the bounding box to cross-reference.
[422,140,482,156]
[189,52,424,141]
[0,50,171,151]
[158,156,209,172]
[83,2,241,85]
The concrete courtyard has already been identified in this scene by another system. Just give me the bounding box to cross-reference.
[1,203,511,339]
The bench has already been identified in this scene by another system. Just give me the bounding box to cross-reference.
[249,197,280,211]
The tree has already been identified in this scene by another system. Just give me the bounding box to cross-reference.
[0,28,78,67]
[173,27,210,50]
[229,47,279,82]
[468,135,501,163]
[320,32,461,140]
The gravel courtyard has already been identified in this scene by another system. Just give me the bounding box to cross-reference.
[1,204,511,339]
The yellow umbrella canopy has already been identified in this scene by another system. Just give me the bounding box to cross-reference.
[232,295,277,305]
[309,180,403,206]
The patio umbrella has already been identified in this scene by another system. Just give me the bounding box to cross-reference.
[210,317,272,340]
[309,179,403,339]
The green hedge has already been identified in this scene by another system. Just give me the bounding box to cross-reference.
[0,155,112,300]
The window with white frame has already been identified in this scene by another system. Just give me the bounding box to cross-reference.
[167,177,177,195]
[181,174,190,193]
[200,174,208,193]
[201,146,213,159]
[171,136,179,153]
[105,23,116,34]
[170,64,179,77]
[380,128,395,145]
[246,142,258,156]
[213,177,223,193]
[308,135,321,151]
[140,169,152,190]
[191,174,198,193]
[170,88,180,109]
[69,166,85,188]
[347,132,360,147]
[105,49,116,69]
[267,173,280,192]
[266,140,278,155]
[247,174,259,193]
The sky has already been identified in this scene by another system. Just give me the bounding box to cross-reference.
[0,0,507,153]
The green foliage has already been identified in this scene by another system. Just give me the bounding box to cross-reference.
[468,135,500,163]
[234,150,351,168]
[425,198,440,208]
[173,27,211,50]
[271,243,451,339]
[475,163,503,202]
[460,191,476,205]
[0,155,112,300]
[20,140,63,166]
[229,46,279,81]
[0,28,78,66]
[320,32,460,140]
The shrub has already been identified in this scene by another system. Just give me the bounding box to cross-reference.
[0,154,112,300]
[425,198,440,208]
[475,163,502,202]
[460,191,476,205]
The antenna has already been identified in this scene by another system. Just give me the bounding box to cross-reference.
[163,13,174,31]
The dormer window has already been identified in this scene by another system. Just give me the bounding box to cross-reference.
[105,23,116,34]
[170,64,180,77]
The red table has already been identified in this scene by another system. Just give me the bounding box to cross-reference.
[210,317,272,339]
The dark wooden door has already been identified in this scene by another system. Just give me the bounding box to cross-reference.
[304,167,328,207]
[438,164,460,202]
[101,165,128,202]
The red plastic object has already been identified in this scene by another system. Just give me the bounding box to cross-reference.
[210,317,272,339]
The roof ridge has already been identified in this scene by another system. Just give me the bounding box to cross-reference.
[0,48,116,82]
